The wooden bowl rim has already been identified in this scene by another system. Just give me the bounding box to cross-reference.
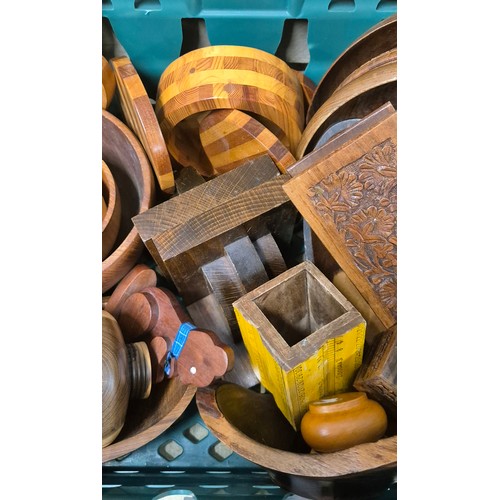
[102,109,154,292]
[196,383,396,478]
[101,160,118,234]
[102,382,197,463]
[306,14,397,122]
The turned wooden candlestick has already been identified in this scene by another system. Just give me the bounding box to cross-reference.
[102,310,152,448]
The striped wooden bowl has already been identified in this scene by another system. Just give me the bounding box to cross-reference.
[306,14,397,123]
[199,109,296,175]
[102,110,155,293]
[155,46,304,176]
[110,56,175,194]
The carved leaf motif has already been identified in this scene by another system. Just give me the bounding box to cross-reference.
[307,138,397,319]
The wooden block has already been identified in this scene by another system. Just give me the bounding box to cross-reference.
[354,325,397,416]
[284,103,397,330]
[233,261,366,430]
[199,109,296,175]
[132,156,295,388]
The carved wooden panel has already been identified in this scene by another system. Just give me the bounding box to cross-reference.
[284,103,396,329]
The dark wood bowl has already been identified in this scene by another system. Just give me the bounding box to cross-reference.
[196,382,396,500]
[102,110,155,293]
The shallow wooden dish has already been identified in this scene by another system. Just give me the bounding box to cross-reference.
[102,160,121,260]
[102,110,155,293]
[197,382,396,499]
[103,376,197,462]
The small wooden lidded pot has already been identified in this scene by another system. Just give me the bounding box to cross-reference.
[300,392,388,453]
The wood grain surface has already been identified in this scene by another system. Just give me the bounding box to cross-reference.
[102,55,116,109]
[102,160,121,261]
[199,109,296,174]
[306,14,397,122]
[294,70,317,112]
[196,382,396,478]
[110,57,175,194]
[296,61,397,158]
[102,110,155,293]
[284,104,397,329]
[155,45,304,172]
[354,324,397,416]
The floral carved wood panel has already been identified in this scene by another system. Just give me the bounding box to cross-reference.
[308,139,397,319]
[283,103,397,329]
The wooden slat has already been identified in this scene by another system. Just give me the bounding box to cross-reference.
[110,56,175,194]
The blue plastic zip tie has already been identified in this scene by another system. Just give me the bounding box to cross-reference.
[164,322,197,376]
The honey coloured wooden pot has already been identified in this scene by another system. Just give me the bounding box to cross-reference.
[102,110,155,293]
[300,392,388,453]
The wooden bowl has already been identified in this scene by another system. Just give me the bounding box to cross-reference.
[196,382,396,499]
[102,375,197,462]
[306,14,397,122]
[155,45,304,176]
[102,160,122,260]
[102,110,155,293]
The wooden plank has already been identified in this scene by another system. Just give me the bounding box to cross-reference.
[283,104,397,329]
[151,174,291,262]
[133,155,280,245]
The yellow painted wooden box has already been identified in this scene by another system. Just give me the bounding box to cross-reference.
[233,260,366,430]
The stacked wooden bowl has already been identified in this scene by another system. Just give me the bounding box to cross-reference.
[102,110,155,293]
[297,14,397,158]
[155,45,305,177]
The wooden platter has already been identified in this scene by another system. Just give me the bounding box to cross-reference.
[110,56,175,194]
[155,45,304,176]
[306,14,397,122]
[102,110,155,293]
[199,109,296,174]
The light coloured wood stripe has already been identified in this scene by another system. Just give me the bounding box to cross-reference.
[156,84,303,156]
[157,69,302,113]
[296,62,397,159]
[200,109,295,174]
[159,55,301,96]
[111,57,175,193]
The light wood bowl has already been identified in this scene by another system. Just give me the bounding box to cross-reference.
[155,45,304,176]
[102,55,116,109]
[102,160,121,260]
[102,110,155,293]
[196,382,396,499]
